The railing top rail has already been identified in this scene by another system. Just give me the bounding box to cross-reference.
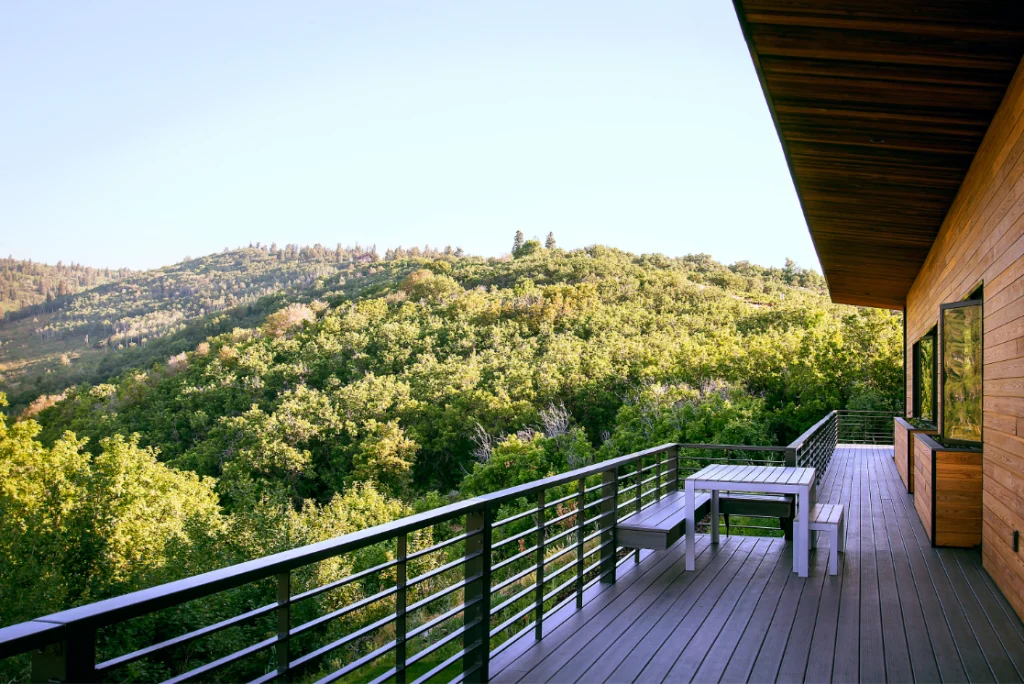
[0,439,781,649]
[787,410,837,452]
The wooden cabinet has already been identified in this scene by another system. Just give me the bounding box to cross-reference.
[913,433,983,548]
[894,417,937,494]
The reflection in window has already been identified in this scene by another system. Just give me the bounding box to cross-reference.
[913,329,936,424]
[941,302,982,443]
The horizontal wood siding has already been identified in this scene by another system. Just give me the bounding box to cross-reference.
[935,451,984,548]
[896,421,911,491]
[914,434,935,545]
[906,53,1024,617]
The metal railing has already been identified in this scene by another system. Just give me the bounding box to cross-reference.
[836,410,898,444]
[0,416,846,683]
[788,410,839,489]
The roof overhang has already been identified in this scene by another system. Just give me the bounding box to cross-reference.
[732,0,1024,310]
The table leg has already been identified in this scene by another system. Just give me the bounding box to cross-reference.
[685,479,695,571]
[711,490,719,544]
[797,485,809,577]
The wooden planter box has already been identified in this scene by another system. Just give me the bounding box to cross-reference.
[893,417,937,493]
[913,433,983,548]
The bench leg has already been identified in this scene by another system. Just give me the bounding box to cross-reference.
[711,491,719,544]
[810,528,817,550]
[781,517,793,541]
[829,527,839,575]
[837,515,845,553]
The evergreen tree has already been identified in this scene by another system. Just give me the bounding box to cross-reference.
[545,232,556,249]
[512,230,525,254]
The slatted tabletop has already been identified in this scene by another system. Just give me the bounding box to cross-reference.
[689,464,816,487]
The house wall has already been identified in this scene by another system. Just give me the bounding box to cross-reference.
[905,54,1024,618]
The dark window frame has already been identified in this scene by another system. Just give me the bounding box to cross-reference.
[939,297,983,446]
[912,326,937,426]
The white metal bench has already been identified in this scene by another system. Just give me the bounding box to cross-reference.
[800,503,845,575]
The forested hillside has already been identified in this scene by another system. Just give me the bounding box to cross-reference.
[0,243,393,413]
[0,242,902,680]
[0,257,129,319]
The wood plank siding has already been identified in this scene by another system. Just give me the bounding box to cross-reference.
[901,52,1024,618]
[488,447,1024,682]
[733,0,1024,309]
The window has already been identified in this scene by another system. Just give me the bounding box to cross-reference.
[940,296,983,444]
[912,327,937,424]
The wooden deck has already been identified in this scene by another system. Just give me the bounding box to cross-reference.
[489,445,1024,683]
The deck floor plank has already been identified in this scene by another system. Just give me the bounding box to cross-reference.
[488,445,1024,683]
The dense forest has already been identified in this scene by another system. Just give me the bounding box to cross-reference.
[0,239,902,680]
[0,256,130,319]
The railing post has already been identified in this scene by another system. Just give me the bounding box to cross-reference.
[667,446,679,493]
[463,505,492,683]
[396,532,407,684]
[633,457,643,563]
[784,446,797,468]
[534,490,546,640]
[277,571,290,682]
[600,469,618,584]
[575,478,586,610]
[654,450,662,501]
[31,629,96,684]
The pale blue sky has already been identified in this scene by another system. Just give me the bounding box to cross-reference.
[0,1,816,271]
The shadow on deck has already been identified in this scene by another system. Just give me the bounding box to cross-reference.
[489,446,1024,683]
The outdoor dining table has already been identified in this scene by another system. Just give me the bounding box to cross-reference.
[685,464,816,577]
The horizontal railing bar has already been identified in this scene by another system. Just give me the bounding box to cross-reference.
[290,613,397,673]
[165,635,278,684]
[543,575,576,603]
[407,575,478,614]
[407,552,481,588]
[411,647,465,684]
[406,529,481,561]
[582,494,616,511]
[583,482,605,494]
[491,564,537,595]
[544,507,580,529]
[291,558,399,605]
[490,583,537,616]
[492,544,539,573]
[676,444,787,452]
[543,542,578,566]
[492,506,542,530]
[291,586,398,638]
[489,602,535,639]
[314,638,397,684]
[406,622,473,667]
[249,668,280,684]
[492,525,538,551]
[543,491,579,510]
[543,559,577,586]
[367,666,398,684]
[98,601,277,672]
[544,526,577,549]
[582,539,613,562]
[408,599,475,640]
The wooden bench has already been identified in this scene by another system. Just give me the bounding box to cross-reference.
[798,503,845,575]
[719,493,795,539]
[618,491,711,551]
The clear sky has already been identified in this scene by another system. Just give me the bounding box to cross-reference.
[0,1,817,272]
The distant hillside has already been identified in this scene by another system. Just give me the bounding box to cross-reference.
[0,257,130,319]
[0,243,395,411]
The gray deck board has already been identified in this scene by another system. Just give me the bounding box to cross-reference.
[486,446,1024,683]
